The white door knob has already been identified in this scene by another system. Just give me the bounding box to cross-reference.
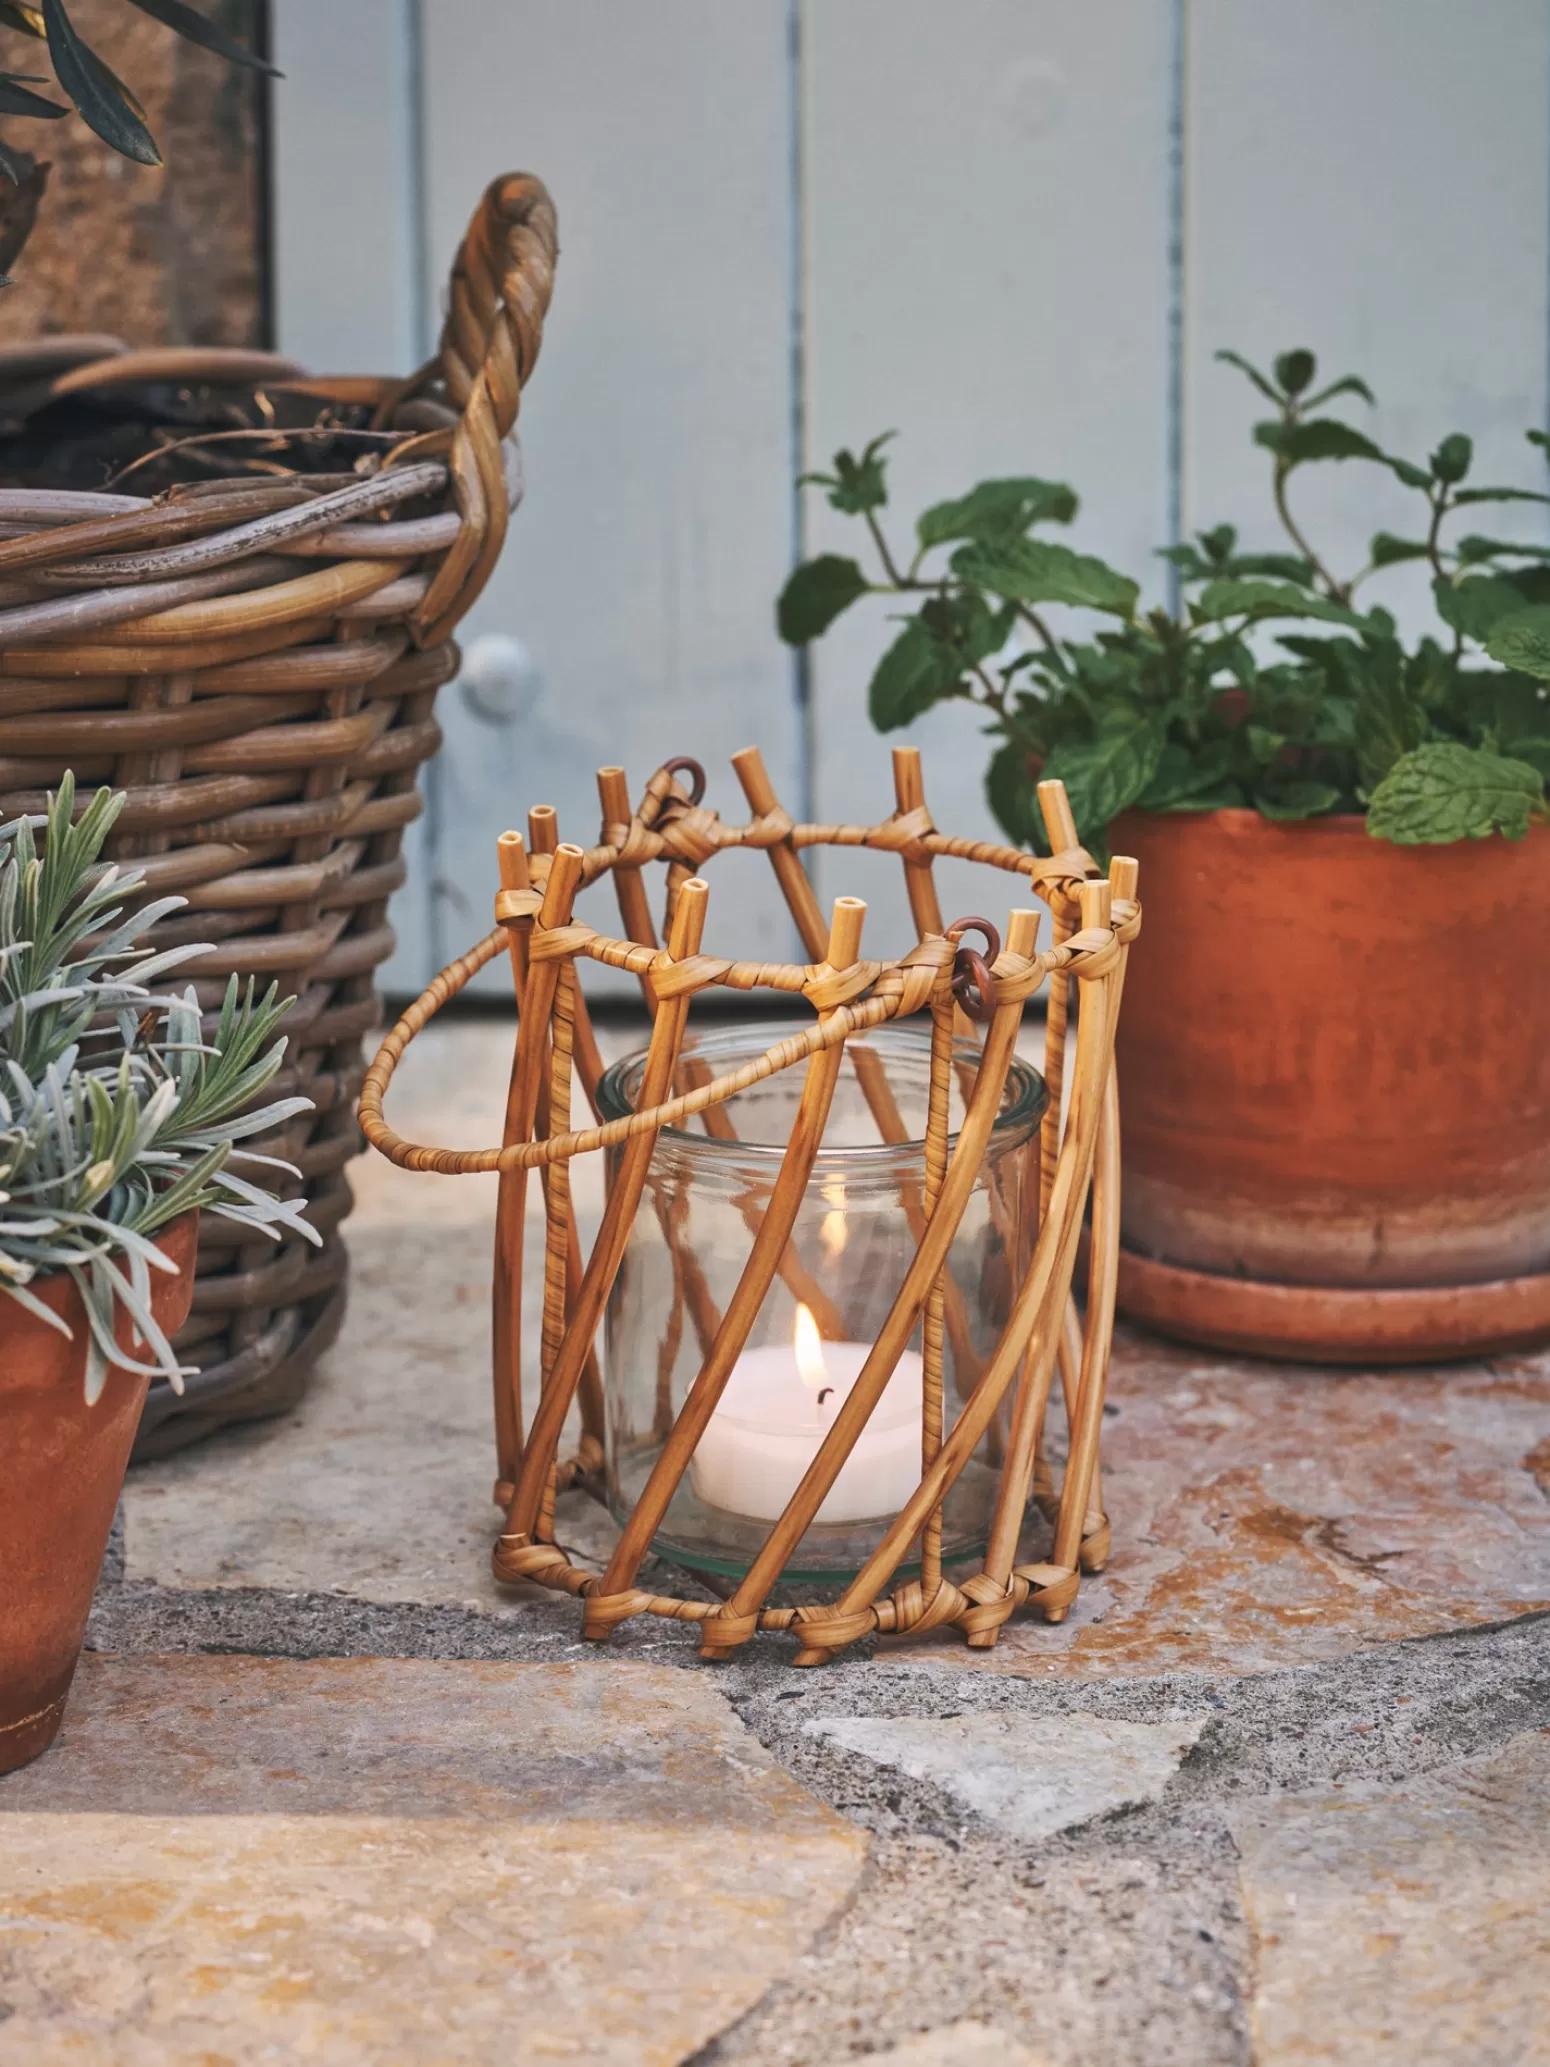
[459,633,542,725]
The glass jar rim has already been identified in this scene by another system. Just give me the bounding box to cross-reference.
[596,1019,1047,1172]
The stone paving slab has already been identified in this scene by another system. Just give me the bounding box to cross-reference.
[802,1709,1209,1842]
[0,1654,866,2065]
[1228,1728,1550,2067]
[126,1016,1550,1682]
[920,1337,1550,1679]
[841,2024,1052,2065]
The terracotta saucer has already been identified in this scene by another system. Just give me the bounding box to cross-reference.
[1116,1245,1550,1366]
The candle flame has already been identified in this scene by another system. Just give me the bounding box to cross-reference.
[794,1302,828,1391]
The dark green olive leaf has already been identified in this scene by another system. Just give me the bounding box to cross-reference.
[0,141,17,183]
[916,476,1077,551]
[1368,532,1429,568]
[1388,456,1433,489]
[0,3,45,34]
[1485,607,1550,681]
[1195,579,1368,630]
[1040,722,1165,837]
[1215,348,1282,403]
[1430,433,1473,485]
[1273,348,1316,396]
[775,554,868,645]
[1452,485,1550,506]
[0,72,66,115]
[126,0,278,74]
[1255,779,1343,821]
[1366,741,1543,843]
[43,0,161,164]
[1254,417,1388,469]
[985,736,1044,846]
[1432,574,1528,644]
[951,536,1138,618]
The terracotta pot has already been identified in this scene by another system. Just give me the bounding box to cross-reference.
[0,1211,198,1774]
[1109,809,1550,1361]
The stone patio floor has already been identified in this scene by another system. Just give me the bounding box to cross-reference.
[5,1012,1549,2063]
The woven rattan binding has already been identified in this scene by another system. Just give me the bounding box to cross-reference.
[361,749,1140,1664]
[0,173,558,1454]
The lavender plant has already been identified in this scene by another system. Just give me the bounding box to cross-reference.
[0,775,317,1401]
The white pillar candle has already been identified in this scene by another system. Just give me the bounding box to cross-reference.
[691,1304,924,1525]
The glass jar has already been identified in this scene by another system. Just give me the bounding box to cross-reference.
[596,1022,1046,1583]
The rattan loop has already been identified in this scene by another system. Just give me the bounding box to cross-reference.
[662,755,707,805]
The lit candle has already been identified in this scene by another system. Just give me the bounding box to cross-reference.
[691,1303,924,1524]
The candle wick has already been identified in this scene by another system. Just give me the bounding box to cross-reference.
[816,1386,834,1408]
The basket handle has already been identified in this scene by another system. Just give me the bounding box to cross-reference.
[411,171,559,647]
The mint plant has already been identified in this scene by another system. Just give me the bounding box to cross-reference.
[778,350,1550,848]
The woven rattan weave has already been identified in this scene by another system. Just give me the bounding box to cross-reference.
[361,749,1140,1663]
[0,172,558,1454]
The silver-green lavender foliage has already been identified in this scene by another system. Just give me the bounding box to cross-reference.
[0,775,318,1402]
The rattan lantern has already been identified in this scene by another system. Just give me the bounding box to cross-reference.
[360,748,1140,1663]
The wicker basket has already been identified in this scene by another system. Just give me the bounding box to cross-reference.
[0,172,558,1458]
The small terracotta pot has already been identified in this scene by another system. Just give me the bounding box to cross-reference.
[0,1211,198,1774]
[1109,809,1550,1361]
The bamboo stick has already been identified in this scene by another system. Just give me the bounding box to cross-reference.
[706,991,1023,1661]
[503,879,710,1546]
[492,829,533,1488]
[798,944,1116,1661]
[596,897,868,1640]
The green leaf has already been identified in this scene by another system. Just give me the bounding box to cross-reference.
[1305,374,1377,409]
[1388,456,1433,490]
[1195,578,1368,630]
[1430,434,1473,485]
[1366,742,1544,844]
[125,0,279,73]
[1369,532,1430,568]
[1432,574,1526,643]
[775,555,868,645]
[916,476,1077,551]
[1255,417,1388,468]
[0,72,65,115]
[867,617,960,732]
[1452,486,1550,507]
[1486,607,1550,681]
[0,5,45,35]
[1137,739,1239,811]
[43,0,161,163]
[951,536,1138,618]
[985,737,1043,846]
[1506,736,1550,777]
[1215,348,1282,403]
[1352,657,1427,787]
[1456,535,1550,565]
[799,432,893,515]
[1274,348,1316,396]
[1040,722,1165,837]
[1256,779,1343,821]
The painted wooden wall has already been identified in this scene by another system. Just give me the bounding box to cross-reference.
[271,0,1550,995]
